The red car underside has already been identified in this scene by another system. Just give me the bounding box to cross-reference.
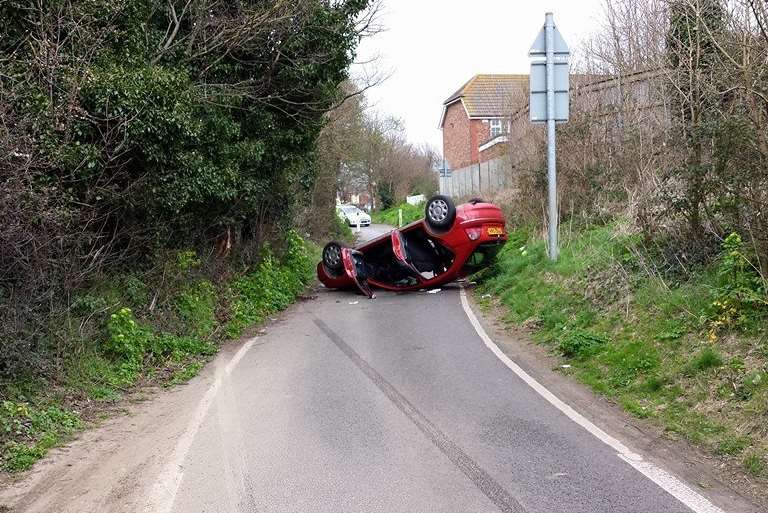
[317,201,508,295]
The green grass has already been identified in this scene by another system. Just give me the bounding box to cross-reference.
[1,401,81,472]
[479,220,768,477]
[1,230,318,473]
[168,361,204,386]
[744,453,766,477]
[371,202,424,226]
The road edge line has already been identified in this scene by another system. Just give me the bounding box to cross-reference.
[143,337,258,513]
[458,287,725,513]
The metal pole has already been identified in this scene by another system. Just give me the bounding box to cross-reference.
[478,163,482,194]
[545,12,558,261]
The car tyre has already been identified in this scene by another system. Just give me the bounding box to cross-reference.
[322,241,345,273]
[424,195,456,231]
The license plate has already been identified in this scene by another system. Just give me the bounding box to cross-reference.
[487,226,503,236]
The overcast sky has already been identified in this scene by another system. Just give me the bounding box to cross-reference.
[352,0,605,152]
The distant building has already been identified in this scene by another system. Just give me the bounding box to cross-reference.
[438,74,528,171]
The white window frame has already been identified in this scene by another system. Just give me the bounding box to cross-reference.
[489,119,503,138]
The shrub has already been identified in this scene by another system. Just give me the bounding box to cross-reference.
[175,280,217,339]
[227,231,315,338]
[104,308,153,366]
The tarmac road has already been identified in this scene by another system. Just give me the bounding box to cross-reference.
[0,224,755,513]
[354,222,392,242]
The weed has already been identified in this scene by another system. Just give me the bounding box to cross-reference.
[735,371,765,401]
[620,397,653,419]
[1,401,81,472]
[640,375,667,392]
[743,453,765,477]
[176,250,201,272]
[227,231,315,338]
[683,347,724,376]
[175,280,217,339]
[558,329,608,358]
[104,308,153,365]
[717,436,750,455]
[168,362,203,386]
[604,341,660,388]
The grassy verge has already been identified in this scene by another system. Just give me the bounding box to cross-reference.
[0,230,318,473]
[371,202,424,226]
[477,221,768,480]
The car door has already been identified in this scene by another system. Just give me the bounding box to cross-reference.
[390,230,423,280]
[340,248,375,299]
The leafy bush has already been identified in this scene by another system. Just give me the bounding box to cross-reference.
[175,280,217,339]
[104,308,153,367]
[0,0,371,383]
[227,230,316,338]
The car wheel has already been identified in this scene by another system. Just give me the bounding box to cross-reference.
[322,241,344,272]
[425,195,456,230]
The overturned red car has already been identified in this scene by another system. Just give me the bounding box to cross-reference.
[318,195,508,298]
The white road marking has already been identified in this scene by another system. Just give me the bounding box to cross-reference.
[144,338,257,513]
[458,288,726,513]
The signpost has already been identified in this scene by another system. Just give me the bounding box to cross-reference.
[529,13,570,261]
[438,160,452,197]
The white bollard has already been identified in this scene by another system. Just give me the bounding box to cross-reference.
[398,208,403,227]
[355,219,361,234]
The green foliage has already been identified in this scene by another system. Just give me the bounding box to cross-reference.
[334,216,355,243]
[176,250,201,272]
[1,231,317,472]
[372,202,424,226]
[175,280,217,339]
[718,436,750,455]
[716,233,767,311]
[559,330,608,358]
[479,221,768,473]
[743,453,766,477]
[735,371,765,401]
[104,308,153,367]
[0,0,371,382]
[168,362,204,386]
[1,401,81,472]
[684,347,724,376]
[103,305,216,384]
[227,231,316,338]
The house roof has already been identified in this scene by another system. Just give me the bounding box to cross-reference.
[441,74,528,125]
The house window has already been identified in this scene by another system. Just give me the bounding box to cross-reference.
[490,119,503,138]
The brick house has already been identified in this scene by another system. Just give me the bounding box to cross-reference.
[439,74,528,171]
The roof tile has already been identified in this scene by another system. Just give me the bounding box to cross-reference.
[444,74,529,118]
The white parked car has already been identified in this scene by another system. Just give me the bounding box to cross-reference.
[337,205,371,227]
